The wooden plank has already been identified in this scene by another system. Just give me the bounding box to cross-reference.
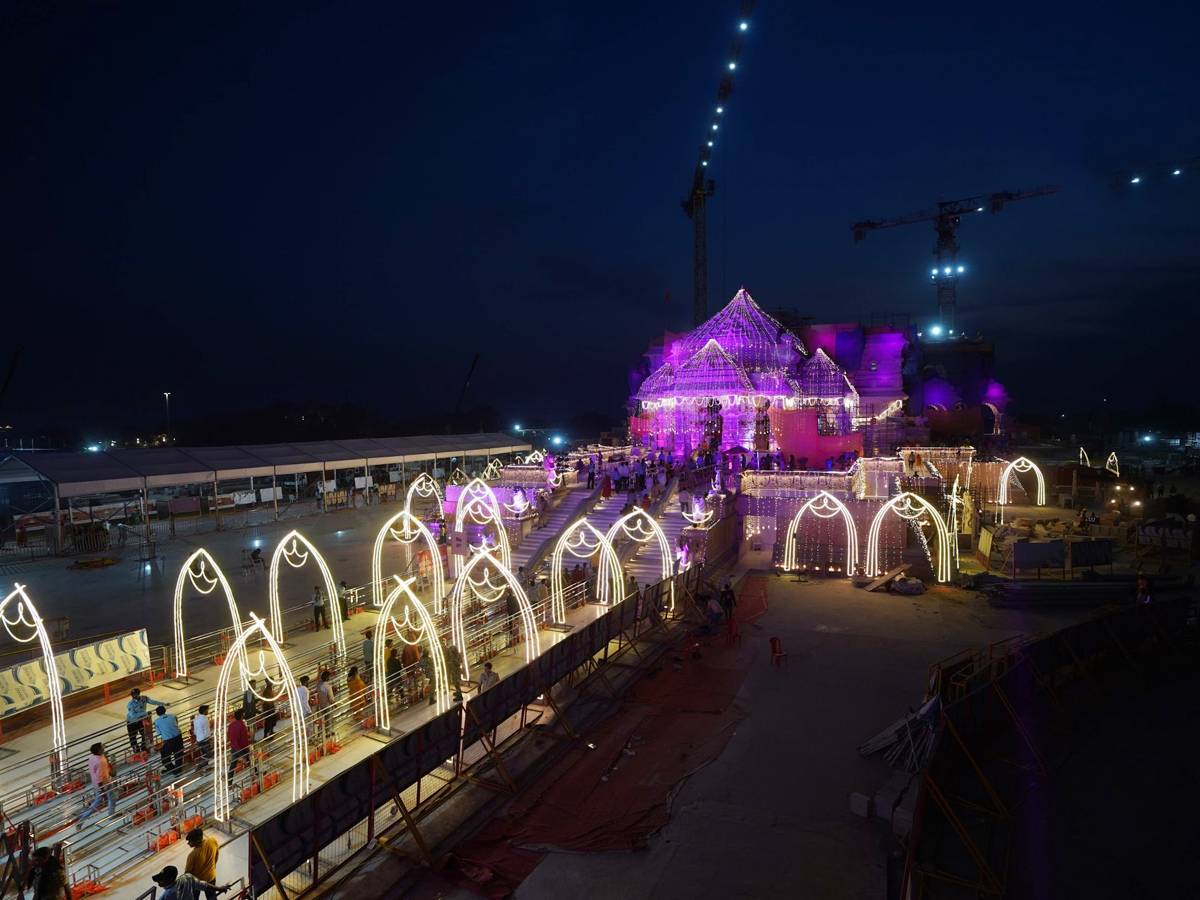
[863,564,910,592]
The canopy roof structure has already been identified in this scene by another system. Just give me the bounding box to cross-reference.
[0,433,530,499]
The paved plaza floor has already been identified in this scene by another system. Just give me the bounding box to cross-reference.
[396,566,1089,900]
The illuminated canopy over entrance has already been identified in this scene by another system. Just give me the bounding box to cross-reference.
[172,549,246,680]
[373,576,450,730]
[550,519,622,620]
[267,530,346,657]
[781,491,858,577]
[865,492,952,583]
[371,509,446,613]
[448,547,539,678]
[1,583,66,768]
[997,456,1046,522]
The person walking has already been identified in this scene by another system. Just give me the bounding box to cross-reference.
[125,688,167,753]
[192,706,213,765]
[586,460,596,490]
[261,697,278,738]
[479,661,499,692]
[226,710,251,780]
[184,828,221,900]
[346,666,367,719]
[154,706,185,778]
[26,847,71,900]
[241,679,259,731]
[361,629,374,680]
[149,865,232,900]
[314,670,335,744]
[76,743,117,829]
[311,585,329,630]
[295,676,312,744]
[338,581,351,621]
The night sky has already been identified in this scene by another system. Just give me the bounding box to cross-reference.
[3,1,1198,440]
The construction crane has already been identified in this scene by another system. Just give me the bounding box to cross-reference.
[851,186,1058,332]
[682,1,754,327]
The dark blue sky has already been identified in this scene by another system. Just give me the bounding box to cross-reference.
[3,1,1198,437]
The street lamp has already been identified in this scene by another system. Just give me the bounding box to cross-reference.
[164,392,171,445]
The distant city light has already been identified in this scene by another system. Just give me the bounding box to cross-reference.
[712,124,719,130]
[930,325,943,336]
[728,62,737,70]
[943,267,950,274]
[707,141,713,147]
[514,423,521,431]
[740,22,748,30]
[1174,169,1182,176]
[702,161,708,166]
[976,206,983,211]
[1131,177,1140,184]
[957,265,964,273]
[552,436,563,446]
[716,106,723,113]
[1143,435,1152,442]
[86,445,100,452]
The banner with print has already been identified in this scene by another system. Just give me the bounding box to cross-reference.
[0,629,151,719]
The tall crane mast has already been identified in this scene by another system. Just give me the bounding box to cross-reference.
[851,186,1058,332]
[682,1,754,327]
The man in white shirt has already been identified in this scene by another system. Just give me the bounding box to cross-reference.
[478,662,499,692]
[192,705,212,764]
[294,676,311,744]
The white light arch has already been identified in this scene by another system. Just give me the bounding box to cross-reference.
[449,548,539,678]
[550,519,622,621]
[371,509,446,613]
[1105,452,1120,478]
[213,613,308,822]
[172,549,246,680]
[267,530,345,658]
[1080,447,1091,467]
[865,492,952,583]
[373,576,450,730]
[997,457,1046,523]
[605,509,676,612]
[1,583,66,768]
[454,478,511,574]
[481,459,504,481]
[404,473,444,516]
[781,491,858,577]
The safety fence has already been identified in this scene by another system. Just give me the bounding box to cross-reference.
[902,596,1194,898]
[247,566,704,899]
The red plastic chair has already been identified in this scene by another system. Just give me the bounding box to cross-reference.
[725,617,742,648]
[769,637,788,669]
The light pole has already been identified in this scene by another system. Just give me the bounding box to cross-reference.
[163,392,171,445]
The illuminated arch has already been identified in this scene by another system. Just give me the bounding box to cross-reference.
[404,473,444,516]
[172,549,245,680]
[781,491,858,577]
[373,576,450,730]
[550,520,622,621]
[1105,452,1120,478]
[267,530,345,658]
[982,402,1002,434]
[448,468,469,486]
[998,457,1046,521]
[371,509,446,613]
[454,478,511,573]
[481,459,504,481]
[523,450,545,465]
[449,548,539,678]
[1,583,66,768]
[213,613,307,822]
[865,492,952,583]
[605,509,675,611]
[1080,447,1091,467]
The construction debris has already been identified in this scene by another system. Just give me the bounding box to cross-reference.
[858,696,940,772]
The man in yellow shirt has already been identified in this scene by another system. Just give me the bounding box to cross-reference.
[184,828,220,899]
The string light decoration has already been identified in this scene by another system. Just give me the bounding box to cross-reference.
[1,583,66,769]
[213,613,307,821]
[267,530,346,658]
[1080,447,1091,467]
[865,492,952,583]
[453,478,511,573]
[604,509,676,611]
[404,473,444,516]
[448,468,469,486]
[522,450,546,466]
[172,549,246,680]
[370,509,446,613]
[1106,452,1120,478]
[373,576,450,730]
[634,289,859,453]
[997,457,1046,523]
[780,491,858,577]
[503,487,531,517]
[481,459,504,481]
[948,475,962,570]
[448,547,539,678]
[550,520,623,620]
